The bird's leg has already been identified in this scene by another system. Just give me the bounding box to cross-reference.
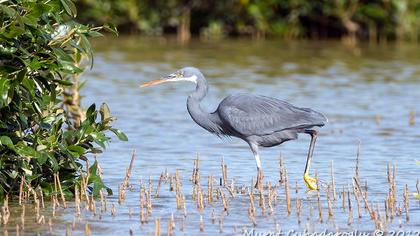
[250,143,263,189]
[304,130,318,190]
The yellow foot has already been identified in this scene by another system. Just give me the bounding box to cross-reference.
[304,173,318,190]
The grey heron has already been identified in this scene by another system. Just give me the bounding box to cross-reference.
[141,67,327,190]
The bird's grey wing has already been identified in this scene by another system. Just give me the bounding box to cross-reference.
[217,94,327,137]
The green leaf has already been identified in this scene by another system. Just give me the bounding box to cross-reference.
[0,136,14,149]
[37,153,49,165]
[87,31,103,38]
[0,78,11,108]
[86,104,96,118]
[110,128,128,141]
[67,145,86,157]
[0,5,17,17]
[54,79,73,86]
[103,23,118,36]
[17,146,39,158]
[52,48,74,63]
[21,168,33,176]
[99,103,110,122]
[59,0,77,17]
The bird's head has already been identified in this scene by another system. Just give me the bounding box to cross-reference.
[140,67,202,88]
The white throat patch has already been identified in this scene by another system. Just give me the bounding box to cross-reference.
[181,75,198,83]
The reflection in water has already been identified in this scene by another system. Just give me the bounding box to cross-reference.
[7,37,420,234]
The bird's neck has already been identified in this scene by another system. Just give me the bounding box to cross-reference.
[187,76,222,134]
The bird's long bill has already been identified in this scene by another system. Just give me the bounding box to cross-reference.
[140,78,167,88]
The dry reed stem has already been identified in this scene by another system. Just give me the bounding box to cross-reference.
[19,176,24,205]
[140,188,146,224]
[48,217,52,233]
[180,216,185,232]
[169,175,174,192]
[208,176,214,204]
[39,188,45,208]
[352,181,362,218]
[342,186,346,211]
[119,151,136,204]
[279,156,284,185]
[354,177,375,219]
[267,189,274,215]
[183,196,187,217]
[392,164,397,213]
[66,224,70,236]
[273,185,278,206]
[403,184,409,222]
[1,195,10,225]
[167,213,174,236]
[175,170,181,194]
[91,196,97,216]
[99,190,105,213]
[72,217,76,230]
[154,218,161,236]
[111,204,116,217]
[85,222,91,236]
[387,163,394,219]
[225,179,236,197]
[347,190,353,225]
[331,161,337,202]
[124,151,136,188]
[375,204,383,230]
[175,170,183,210]
[385,195,389,223]
[53,173,59,208]
[146,186,153,215]
[355,140,361,179]
[219,212,224,233]
[256,169,263,190]
[37,215,45,224]
[20,204,25,230]
[212,209,216,224]
[75,187,81,216]
[296,198,302,224]
[248,189,256,223]
[55,172,67,208]
[258,182,265,212]
[155,172,163,198]
[284,169,291,215]
[84,160,90,204]
[327,184,333,218]
[416,180,420,206]
[199,215,204,232]
[316,173,323,223]
[409,110,416,126]
[221,158,228,186]
[218,187,229,212]
[197,184,204,211]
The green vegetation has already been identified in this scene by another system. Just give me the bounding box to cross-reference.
[76,0,420,43]
[0,0,125,200]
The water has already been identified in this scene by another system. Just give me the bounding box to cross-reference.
[5,37,420,235]
[87,37,420,188]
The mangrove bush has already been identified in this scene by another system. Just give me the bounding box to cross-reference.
[0,0,125,200]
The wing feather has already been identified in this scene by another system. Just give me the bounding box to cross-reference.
[217,94,327,137]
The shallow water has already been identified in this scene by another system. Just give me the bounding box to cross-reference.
[4,37,420,235]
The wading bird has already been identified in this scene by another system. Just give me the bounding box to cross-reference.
[141,67,327,190]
